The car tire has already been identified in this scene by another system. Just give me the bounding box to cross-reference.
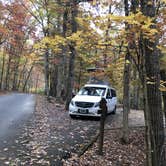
[112,105,116,114]
[70,115,76,119]
[106,107,111,115]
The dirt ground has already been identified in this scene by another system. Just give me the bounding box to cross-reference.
[63,107,146,166]
[0,94,165,166]
[36,95,147,166]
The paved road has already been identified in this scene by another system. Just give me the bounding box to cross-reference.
[0,93,35,140]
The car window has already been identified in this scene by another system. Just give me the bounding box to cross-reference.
[111,89,116,97]
[106,89,111,98]
[78,87,106,96]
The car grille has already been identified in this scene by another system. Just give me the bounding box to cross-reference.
[75,102,94,108]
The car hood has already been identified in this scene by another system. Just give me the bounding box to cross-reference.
[72,95,102,103]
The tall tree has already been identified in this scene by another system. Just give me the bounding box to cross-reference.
[65,0,78,109]
[54,0,68,101]
[140,0,165,165]
[21,0,55,97]
[4,0,34,91]
[121,0,130,144]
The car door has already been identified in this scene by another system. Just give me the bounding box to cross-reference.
[106,89,113,113]
[110,89,117,109]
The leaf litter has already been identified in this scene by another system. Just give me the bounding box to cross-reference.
[0,95,150,165]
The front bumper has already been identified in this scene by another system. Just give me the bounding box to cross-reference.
[69,104,101,117]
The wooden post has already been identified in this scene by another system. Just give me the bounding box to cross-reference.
[98,98,107,155]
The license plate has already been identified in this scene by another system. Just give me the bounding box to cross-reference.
[79,109,88,114]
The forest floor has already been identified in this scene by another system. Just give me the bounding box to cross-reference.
[35,95,146,166]
[0,90,8,95]
[0,93,165,165]
[63,105,146,166]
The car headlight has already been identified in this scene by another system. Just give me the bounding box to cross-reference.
[94,102,100,107]
[70,100,75,106]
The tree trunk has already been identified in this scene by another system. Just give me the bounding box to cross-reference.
[0,50,6,90]
[56,63,64,100]
[5,54,12,90]
[12,57,20,91]
[130,0,141,110]
[78,60,83,90]
[122,50,131,143]
[144,40,164,166]
[61,6,68,101]
[122,0,130,144]
[50,65,58,97]
[65,0,78,109]
[142,64,153,166]
[131,0,139,13]
[141,1,165,165]
[131,67,140,110]
[65,44,77,109]
[160,69,166,120]
[35,73,39,93]
[44,48,50,97]
[22,65,34,92]
[17,59,28,90]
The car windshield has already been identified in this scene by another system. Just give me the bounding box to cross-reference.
[78,87,106,96]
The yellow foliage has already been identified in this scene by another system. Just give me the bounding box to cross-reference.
[67,31,84,44]
[159,87,166,92]
[161,0,166,3]
[34,35,67,53]
[147,1,153,5]
[158,46,166,54]
[104,11,158,42]
[125,59,130,64]
[160,54,166,70]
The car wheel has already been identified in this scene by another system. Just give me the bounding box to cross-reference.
[106,106,110,115]
[70,115,76,119]
[112,106,116,114]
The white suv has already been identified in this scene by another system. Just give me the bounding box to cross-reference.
[69,83,117,118]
